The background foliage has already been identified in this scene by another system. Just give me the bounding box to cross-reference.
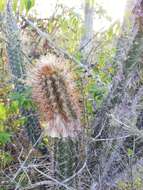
[1,0,143,190]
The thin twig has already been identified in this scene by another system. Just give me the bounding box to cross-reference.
[33,167,75,190]
[12,133,43,181]
[62,161,87,183]
[21,16,89,71]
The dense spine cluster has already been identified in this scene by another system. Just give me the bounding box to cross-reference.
[30,56,81,138]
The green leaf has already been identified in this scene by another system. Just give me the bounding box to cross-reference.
[25,0,35,13]
[0,125,4,132]
[0,103,6,121]
[85,0,95,6]
[19,0,25,14]
[12,0,18,12]
[48,22,53,33]
[9,90,33,111]
[0,151,12,168]
[127,148,133,157]
[0,0,6,12]
[86,101,93,114]
[14,117,27,127]
[9,101,19,113]
[0,132,11,145]
[75,52,82,61]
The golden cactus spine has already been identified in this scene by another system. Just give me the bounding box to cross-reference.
[29,56,81,138]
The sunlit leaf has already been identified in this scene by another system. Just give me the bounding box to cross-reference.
[12,0,18,12]
[0,103,6,121]
[0,0,6,12]
[25,0,35,13]
[19,0,25,14]
[0,125,4,132]
[127,148,133,157]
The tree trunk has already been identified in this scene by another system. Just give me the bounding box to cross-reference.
[80,0,94,64]
[88,0,143,188]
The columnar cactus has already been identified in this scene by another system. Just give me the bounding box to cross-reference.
[5,1,48,154]
[29,55,82,138]
[5,0,24,79]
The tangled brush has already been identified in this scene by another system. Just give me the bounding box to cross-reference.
[28,55,82,138]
